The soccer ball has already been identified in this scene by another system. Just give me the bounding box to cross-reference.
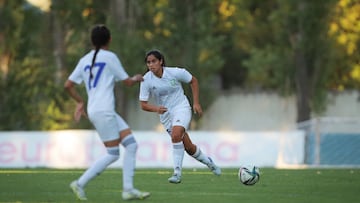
[238,165,260,185]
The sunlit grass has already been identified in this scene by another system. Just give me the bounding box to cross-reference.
[0,168,359,203]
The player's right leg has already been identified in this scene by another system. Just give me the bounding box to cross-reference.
[122,188,151,201]
[119,126,150,200]
[168,126,185,183]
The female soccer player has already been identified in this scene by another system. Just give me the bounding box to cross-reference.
[139,50,221,184]
[64,24,150,201]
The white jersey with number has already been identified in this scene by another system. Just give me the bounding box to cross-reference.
[68,49,129,114]
[139,67,193,128]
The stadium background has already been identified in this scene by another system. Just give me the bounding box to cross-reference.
[1,91,359,169]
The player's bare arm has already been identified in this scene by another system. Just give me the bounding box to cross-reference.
[140,101,167,114]
[189,76,203,116]
[64,80,87,121]
[123,74,144,86]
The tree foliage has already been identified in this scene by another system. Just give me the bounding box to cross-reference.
[0,0,53,130]
[327,0,360,90]
[0,0,359,130]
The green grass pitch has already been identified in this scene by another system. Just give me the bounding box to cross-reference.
[0,168,359,203]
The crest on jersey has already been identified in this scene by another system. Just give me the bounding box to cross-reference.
[170,79,177,86]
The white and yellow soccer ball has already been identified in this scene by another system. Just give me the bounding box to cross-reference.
[238,165,260,186]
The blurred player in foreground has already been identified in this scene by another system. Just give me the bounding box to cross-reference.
[139,50,221,184]
[64,24,150,201]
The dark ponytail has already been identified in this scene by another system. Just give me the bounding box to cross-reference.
[89,24,111,80]
[90,48,100,79]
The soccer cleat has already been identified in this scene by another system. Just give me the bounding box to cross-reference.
[207,157,221,176]
[122,188,150,200]
[70,180,87,201]
[168,173,181,184]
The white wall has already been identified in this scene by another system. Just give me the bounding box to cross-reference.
[323,91,360,117]
[200,93,297,131]
[127,91,360,131]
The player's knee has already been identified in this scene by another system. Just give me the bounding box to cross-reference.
[171,133,183,142]
[106,146,120,160]
[121,135,138,152]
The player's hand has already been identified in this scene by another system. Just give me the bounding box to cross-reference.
[131,74,144,82]
[193,103,203,116]
[157,106,168,114]
[74,102,87,122]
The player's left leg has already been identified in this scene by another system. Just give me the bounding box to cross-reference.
[70,144,120,201]
[183,132,221,176]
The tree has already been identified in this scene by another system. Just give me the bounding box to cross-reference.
[241,0,337,122]
[289,0,337,122]
[0,0,54,130]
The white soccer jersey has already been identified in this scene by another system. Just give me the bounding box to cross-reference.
[139,67,193,125]
[68,49,129,114]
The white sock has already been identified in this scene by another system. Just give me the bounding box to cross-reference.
[77,146,119,188]
[121,135,137,191]
[172,142,184,176]
[192,147,211,166]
